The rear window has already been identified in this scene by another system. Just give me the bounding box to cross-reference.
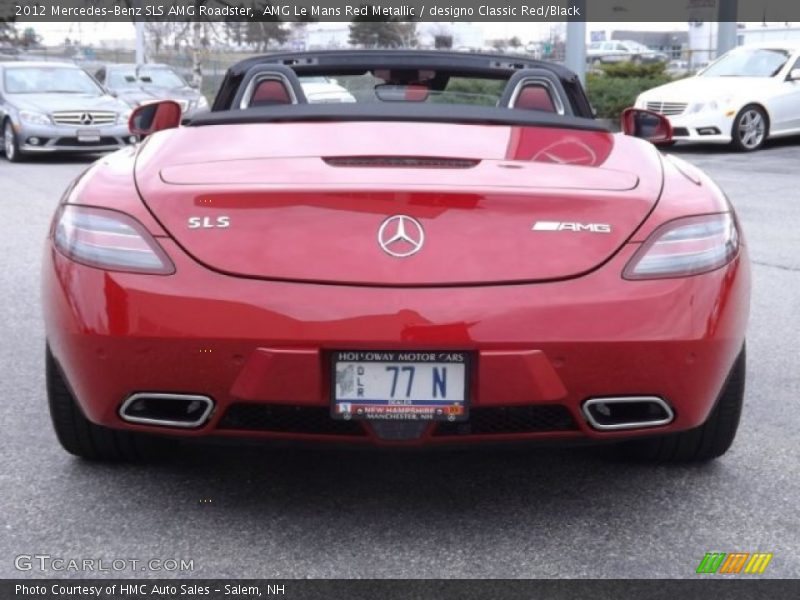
[282,73,506,107]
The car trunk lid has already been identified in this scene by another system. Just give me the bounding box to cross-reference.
[135,121,663,286]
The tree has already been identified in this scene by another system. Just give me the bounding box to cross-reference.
[0,21,16,45]
[433,35,453,50]
[224,21,247,47]
[245,2,289,51]
[348,6,416,48]
[245,21,289,51]
[144,22,184,57]
[508,36,522,49]
[20,27,39,49]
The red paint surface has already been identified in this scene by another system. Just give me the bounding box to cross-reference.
[42,121,750,446]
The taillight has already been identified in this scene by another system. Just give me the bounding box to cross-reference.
[623,213,739,280]
[53,205,175,275]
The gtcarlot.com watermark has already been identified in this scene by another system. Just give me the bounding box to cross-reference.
[14,554,194,573]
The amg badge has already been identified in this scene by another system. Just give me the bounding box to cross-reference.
[532,221,612,233]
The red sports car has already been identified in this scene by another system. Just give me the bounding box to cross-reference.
[42,51,750,462]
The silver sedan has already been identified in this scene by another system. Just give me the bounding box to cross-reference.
[0,62,136,162]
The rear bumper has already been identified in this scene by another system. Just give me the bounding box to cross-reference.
[42,239,750,446]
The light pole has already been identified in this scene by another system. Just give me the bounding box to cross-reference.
[717,0,738,57]
[564,0,587,85]
[135,21,145,65]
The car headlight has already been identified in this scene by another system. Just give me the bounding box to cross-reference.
[689,96,734,114]
[623,213,739,280]
[196,96,209,110]
[19,110,50,126]
[689,100,719,114]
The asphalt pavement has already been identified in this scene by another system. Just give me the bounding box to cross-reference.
[0,138,798,579]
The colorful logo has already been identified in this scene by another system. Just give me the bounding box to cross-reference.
[696,552,773,574]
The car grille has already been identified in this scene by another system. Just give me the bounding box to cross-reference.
[433,405,578,437]
[218,404,366,436]
[51,111,117,126]
[646,101,688,116]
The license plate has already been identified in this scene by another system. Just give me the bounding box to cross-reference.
[77,129,101,142]
[332,351,468,422]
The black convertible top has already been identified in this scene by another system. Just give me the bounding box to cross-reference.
[211,49,596,120]
[192,102,607,132]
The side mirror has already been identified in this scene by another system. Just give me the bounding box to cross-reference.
[788,68,800,82]
[621,108,673,145]
[128,100,182,138]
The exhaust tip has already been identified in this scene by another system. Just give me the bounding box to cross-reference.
[582,396,674,431]
[119,393,214,428]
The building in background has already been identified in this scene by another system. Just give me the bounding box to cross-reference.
[739,23,800,45]
[687,21,718,69]
[305,25,350,50]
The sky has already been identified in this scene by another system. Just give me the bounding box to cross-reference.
[28,21,693,47]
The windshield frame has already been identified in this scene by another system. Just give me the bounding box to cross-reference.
[3,65,105,95]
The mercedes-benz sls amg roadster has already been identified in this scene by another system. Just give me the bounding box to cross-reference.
[42,51,750,462]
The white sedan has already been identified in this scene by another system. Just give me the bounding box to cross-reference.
[636,42,800,151]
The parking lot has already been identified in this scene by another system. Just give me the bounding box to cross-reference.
[0,139,798,578]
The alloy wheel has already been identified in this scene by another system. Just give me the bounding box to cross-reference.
[4,121,15,161]
[737,109,766,150]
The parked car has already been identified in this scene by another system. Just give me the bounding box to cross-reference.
[588,41,668,67]
[618,41,670,64]
[665,60,690,78]
[92,63,209,117]
[636,42,800,151]
[0,45,21,59]
[42,51,749,464]
[0,61,136,162]
[298,76,356,103]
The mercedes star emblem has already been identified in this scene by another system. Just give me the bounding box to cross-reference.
[80,113,94,126]
[377,215,425,258]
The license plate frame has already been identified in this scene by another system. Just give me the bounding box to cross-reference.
[76,129,101,143]
[331,350,470,422]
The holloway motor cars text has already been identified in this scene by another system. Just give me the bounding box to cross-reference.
[14,2,582,19]
[15,583,281,597]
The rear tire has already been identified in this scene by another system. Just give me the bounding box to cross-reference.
[47,346,173,461]
[620,346,745,463]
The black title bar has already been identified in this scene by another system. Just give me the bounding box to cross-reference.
[4,579,800,600]
[4,0,800,23]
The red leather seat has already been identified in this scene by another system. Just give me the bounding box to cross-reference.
[514,85,556,113]
[250,80,291,106]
